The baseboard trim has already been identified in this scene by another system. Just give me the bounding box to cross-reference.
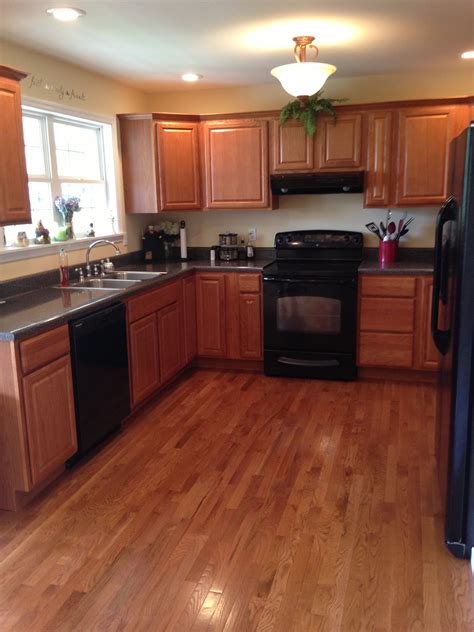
[358,367,438,383]
[193,357,263,372]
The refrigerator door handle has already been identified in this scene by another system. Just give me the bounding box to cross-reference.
[431,197,456,355]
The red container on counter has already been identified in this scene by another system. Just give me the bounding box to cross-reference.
[378,240,398,266]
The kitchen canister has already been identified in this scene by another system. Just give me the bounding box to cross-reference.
[378,239,398,266]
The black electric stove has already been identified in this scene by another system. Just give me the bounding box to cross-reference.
[263,230,363,380]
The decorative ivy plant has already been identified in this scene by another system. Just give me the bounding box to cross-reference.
[279,91,347,136]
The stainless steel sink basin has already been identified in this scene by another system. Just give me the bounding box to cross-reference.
[107,271,168,280]
[74,278,139,289]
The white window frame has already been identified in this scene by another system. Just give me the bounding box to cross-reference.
[0,97,126,263]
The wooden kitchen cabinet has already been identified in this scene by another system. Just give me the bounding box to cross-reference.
[23,355,77,487]
[364,110,393,207]
[270,118,314,173]
[394,105,460,206]
[182,275,197,364]
[156,121,201,210]
[316,112,364,170]
[202,118,275,209]
[118,113,201,213]
[0,65,31,226]
[196,273,227,357]
[358,274,439,373]
[0,325,77,510]
[126,278,188,408]
[157,300,185,384]
[196,272,263,361]
[128,313,160,407]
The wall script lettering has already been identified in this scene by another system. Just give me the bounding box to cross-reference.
[27,75,87,102]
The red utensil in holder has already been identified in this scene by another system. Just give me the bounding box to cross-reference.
[378,239,398,266]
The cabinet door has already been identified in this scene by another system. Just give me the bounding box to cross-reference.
[239,293,263,359]
[157,300,185,384]
[196,273,227,357]
[129,313,160,406]
[156,121,201,210]
[364,111,392,207]
[394,106,458,206]
[0,70,31,226]
[271,119,314,172]
[23,355,77,486]
[183,275,197,364]
[317,112,363,170]
[415,277,441,370]
[202,119,271,209]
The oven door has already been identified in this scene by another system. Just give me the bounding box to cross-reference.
[263,276,357,354]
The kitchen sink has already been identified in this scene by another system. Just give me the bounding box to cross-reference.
[107,271,168,280]
[74,278,139,289]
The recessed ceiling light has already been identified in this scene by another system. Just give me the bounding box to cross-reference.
[46,7,86,22]
[461,50,474,59]
[181,73,203,82]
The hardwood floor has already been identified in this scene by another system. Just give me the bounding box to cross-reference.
[0,370,472,631]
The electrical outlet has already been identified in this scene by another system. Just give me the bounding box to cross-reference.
[248,227,257,242]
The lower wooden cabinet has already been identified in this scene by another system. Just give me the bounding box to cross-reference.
[129,313,160,406]
[23,355,77,486]
[183,275,197,363]
[196,272,263,361]
[358,274,440,371]
[0,325,77,510]
[157,300,185,383]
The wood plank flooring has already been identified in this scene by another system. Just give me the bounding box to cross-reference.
[0,370,472,631]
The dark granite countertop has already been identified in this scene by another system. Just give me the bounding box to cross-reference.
[0,259,271,341]
[358,260,434,275]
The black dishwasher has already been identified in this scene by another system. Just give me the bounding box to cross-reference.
[68,302,130,463]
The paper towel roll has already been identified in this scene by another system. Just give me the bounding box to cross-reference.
[180,221,187,260]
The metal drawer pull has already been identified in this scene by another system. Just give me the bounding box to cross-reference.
[277,356,340,367]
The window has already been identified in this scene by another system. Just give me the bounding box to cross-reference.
[4,106,118,246]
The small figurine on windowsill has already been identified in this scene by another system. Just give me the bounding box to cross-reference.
[33,220,50,245]
[86,222,95,237]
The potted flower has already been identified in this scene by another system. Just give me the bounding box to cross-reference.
[54,196,81,240]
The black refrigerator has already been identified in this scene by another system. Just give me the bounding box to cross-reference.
[432,122,474,559]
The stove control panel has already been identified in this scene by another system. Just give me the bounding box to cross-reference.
[275,230,363,249]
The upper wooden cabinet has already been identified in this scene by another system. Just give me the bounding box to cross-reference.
[316,112,364,170]
[364,111,393,207]
[270,118,314,173]
[394,105,461,206]
[118,114,201,213]
[156,121,201,210]
[202,118,275,209]
[0,65,31,227]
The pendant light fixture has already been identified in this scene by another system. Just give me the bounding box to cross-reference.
[271,36,336,100]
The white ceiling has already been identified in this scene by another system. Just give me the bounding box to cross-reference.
[1,0,473,93]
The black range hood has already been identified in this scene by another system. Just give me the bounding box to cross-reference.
[270,171,364,195]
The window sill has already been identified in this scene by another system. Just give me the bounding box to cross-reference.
[0,234,125,263]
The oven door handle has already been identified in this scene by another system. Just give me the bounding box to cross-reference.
[278,356,340,367]
[263,277,354,285]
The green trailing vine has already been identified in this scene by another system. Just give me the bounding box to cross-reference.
[279,91,347,136]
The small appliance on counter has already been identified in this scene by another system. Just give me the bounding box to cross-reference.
[218,232,239,261]
[263,230,363,380]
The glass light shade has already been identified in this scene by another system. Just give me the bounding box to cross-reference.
[271,62,336,97]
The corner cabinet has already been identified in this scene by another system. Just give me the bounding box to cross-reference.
[118,114,202,213]
[201,119,275,209]
[0,65,31,226]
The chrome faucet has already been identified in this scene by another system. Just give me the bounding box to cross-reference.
[85,239,120,276]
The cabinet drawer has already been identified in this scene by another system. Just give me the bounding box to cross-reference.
[20,325,70,375]
[360,297,415,332]
[360,275,416,298]
[358,332,414,368]
[127,280,181,323]
[238,273,261,293]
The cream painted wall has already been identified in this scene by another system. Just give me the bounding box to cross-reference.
[146,68,474,114]
[133,196,438,252]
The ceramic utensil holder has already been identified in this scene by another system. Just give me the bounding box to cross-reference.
[378,240,398,265]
